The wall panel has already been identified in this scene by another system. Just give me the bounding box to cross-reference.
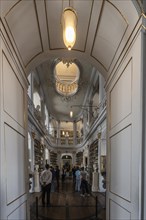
[2,52,24,128]
[5,124,26,205]
[110,200,131,220]
[110,60,132,129]
[110,125,131,201]
[8,202,26,220]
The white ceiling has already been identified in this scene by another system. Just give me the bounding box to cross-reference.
[1,0,143,121]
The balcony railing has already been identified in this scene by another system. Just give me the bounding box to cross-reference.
[28,95,106,147]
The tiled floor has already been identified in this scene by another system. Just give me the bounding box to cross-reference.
[29,177,106,220]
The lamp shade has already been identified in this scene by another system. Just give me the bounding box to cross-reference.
[61,7,77,50]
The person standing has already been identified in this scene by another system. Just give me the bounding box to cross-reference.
[55,165,60,190]
[40,164,52,206]
[72,166,76,183]
[75,167,81,192]
[80,167,90,197]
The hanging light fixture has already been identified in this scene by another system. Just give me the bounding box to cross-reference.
[61,7,77,50]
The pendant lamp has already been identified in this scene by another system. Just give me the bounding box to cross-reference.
[61,7,77,50]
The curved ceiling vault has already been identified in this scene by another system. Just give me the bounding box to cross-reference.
[1,0,143,79]
[0,0,144,121]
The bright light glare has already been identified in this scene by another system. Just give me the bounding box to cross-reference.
[65,26,75,43]
[70,111,73,118]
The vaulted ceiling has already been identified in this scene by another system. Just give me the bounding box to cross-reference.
[1,0,143,121]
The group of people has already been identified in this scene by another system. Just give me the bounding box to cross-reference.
[72,166,90,197]
[40,164,90,207]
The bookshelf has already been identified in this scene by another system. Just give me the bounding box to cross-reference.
[76,152,83,166]
[34,139,44,172]
[89,139,98,183]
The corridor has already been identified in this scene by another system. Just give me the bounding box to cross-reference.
[1,1,145,219]
[30,177,106,220]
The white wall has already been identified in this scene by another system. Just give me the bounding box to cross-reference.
[0,22,29,220]
[142,26,146,219]
[106,31,142,219]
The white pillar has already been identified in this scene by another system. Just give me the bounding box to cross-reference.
[34,165,41,192]
[92,164,98,192]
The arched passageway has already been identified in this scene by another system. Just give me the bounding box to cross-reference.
[0,1,146,220]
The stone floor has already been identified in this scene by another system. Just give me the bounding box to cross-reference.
[29,177,106,220]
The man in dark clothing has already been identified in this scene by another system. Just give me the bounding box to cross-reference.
[72,166,76,183]
[55,165,60,189]
[80,167,90,197]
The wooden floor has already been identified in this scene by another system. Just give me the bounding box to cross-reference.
[29,177,106,220]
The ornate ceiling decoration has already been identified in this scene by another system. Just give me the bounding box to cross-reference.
[54,60,80,97]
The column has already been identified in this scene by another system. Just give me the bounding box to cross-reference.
[41,99,45,124]
[31,131,35,172]
[48,116,52,135]
[57,121,61,145]
[88,100,93,125]
[34,165,41,192]
[92,163,98,192]
[73,121,77,145]
[83,111,88,139]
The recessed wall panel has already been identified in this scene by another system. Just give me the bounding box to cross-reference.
[110,125,131,201]
[92,1,128,70]
[5,1,42,66]
[5,124,25,204]
[8,202,26,220]
[2,53,24,127]
[110,60,132,128]
[110,200,131,220]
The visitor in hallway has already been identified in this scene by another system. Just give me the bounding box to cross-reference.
[40,164,52,206]
[55,165,60,189]
[80,167,90,197]
[72,166,76,183]
[62,166,66,182]
[75,166,81,192]
[50,166,56,192]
